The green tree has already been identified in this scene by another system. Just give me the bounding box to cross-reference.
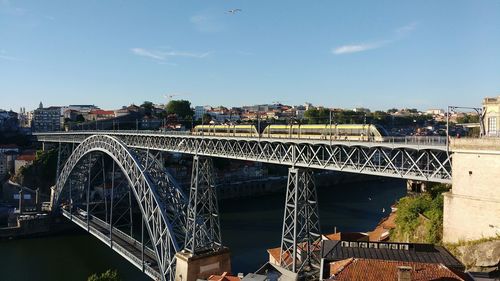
[304,108,319,124]
[141,101,154,117]
[456,114,480,124]
[387,108,398,113]
[202,113,212,124]
[317,108,331,123]
[87,269,121,281]
[76,114,85,122]
[165,100,194,119]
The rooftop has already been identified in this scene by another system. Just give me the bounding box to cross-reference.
[321,240,465,271]
[207,272,241,281]
[327,258,470,281]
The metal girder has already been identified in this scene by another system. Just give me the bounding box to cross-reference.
[133,149,188,248]
[53,135,181,281]
[35,132,452,183]
[56,142,74,180]
[184,156,222,254]
[280,168,321,273]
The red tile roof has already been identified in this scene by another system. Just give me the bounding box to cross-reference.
[16,154,36,161]
[328,258,468,281]
[89,109,114,115]
[368,211,397,241]
[207,272,240,281]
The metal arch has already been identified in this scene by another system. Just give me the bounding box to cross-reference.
[53,135,180,281]
[132,149,188,248]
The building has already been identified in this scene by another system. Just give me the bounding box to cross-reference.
[426,108,445,116]
[320,240,467,280]
[14,152,36,174]
[0,110,19,132]
[86,109,115,121]
[194,106,209,120]
[0,145,20,180]
[114,107,131,118]
[326,258,469,281]
[32,104,62,132]
[65,104,98,113]
[483,96,500,137]
[207,272,241,281]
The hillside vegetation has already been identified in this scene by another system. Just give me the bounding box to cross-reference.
[391,183,450,244]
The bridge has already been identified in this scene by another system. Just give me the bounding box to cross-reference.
[34,131,452,281]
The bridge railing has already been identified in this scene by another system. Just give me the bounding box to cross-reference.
[34,130,447,147]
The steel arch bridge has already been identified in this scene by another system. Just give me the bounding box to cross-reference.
[53,135,186,280]
[36,131,453,280]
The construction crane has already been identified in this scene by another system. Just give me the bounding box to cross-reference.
[164,93,179,103]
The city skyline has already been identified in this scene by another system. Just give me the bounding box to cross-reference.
[1,1,499,111]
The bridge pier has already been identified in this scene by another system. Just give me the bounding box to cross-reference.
[276,167,321,279]
[175,156,230,281]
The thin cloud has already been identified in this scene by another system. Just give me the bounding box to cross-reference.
[332,42,386,55]
[190,13,224,33]
[396,22,418,35]
[0,50,21,61]
[131,48,210,61]
[332,22,418,55]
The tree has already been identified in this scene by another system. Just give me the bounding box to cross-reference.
[141,101,154,117]
[76,114,85,122]
[456,114,480,124]
[304,108,319,124]
[202,113,212,124]
[165,100,194,119]
[87,270,121,281]
[387,108,398,114]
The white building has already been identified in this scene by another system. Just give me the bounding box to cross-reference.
[194,106,211,120]
[426,109,445,116]
[483,96,500,137]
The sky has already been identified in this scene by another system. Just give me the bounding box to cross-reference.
[1,0,499,112]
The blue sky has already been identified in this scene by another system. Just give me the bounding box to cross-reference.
[1,0,499,111]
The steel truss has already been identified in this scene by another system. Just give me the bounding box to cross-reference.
[36,132,452,183]
[56,142,74,180]
[53,135,183,281]
[280,168,321,273]
[133,149,188,247]
[184,156,222,254]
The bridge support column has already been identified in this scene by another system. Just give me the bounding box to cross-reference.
[406,180,427,193]
[278,167,321,278]
[175,156,230,281]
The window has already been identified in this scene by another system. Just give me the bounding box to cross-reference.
[488,117,497,136]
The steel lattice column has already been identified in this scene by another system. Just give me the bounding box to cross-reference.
[280,168,321,273]
[184,156,222,254]
[56,142,74,180]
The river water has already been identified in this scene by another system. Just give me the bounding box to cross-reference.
[0,178,405,281]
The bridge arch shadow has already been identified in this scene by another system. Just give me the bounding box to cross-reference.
[53,135,185,281]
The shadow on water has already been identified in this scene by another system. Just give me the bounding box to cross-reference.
[0,177,405,280]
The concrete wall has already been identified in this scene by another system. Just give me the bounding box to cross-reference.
[175,249,231,281]
[443,138,500,243]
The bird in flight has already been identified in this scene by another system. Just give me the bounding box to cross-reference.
[226,8,242,14]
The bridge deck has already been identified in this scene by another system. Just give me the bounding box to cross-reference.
[36,131,452,183]
[62,210,161,280]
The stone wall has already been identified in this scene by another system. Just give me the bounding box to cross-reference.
[443,138,500,243]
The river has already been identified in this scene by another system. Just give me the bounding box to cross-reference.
[0,178,405,281]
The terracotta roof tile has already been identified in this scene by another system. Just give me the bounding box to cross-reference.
[329,258,467,281]
[207,272,240,281]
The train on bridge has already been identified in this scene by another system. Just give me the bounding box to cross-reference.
[192,124,389,141]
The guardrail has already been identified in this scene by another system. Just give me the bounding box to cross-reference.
[34,130,448,147]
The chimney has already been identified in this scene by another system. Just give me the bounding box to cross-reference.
[397,266,412,281]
